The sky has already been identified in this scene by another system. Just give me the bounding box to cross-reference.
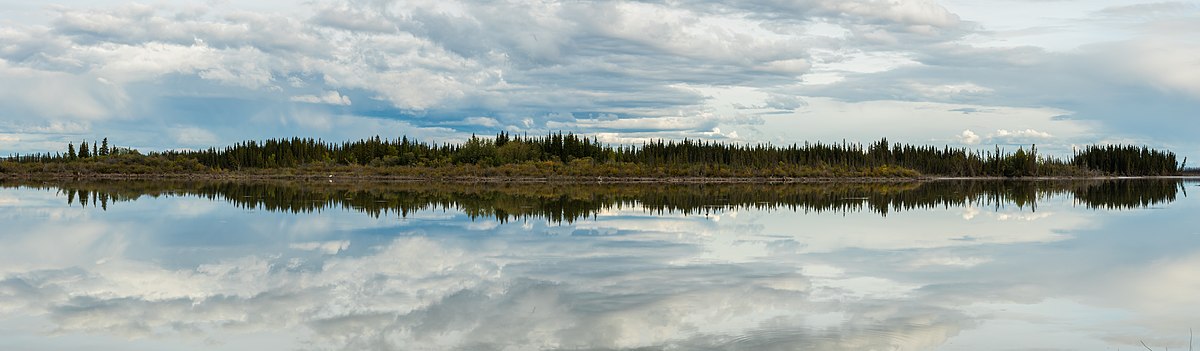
[0,0,1198,158]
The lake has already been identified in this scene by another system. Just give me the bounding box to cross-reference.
[1,179,1197,350]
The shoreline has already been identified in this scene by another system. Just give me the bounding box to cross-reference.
[3,172,1197,184]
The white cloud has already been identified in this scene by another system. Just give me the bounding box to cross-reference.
[0,62,127,121]
[575,2,808,64]
[558,115,719,132]
[0,0,1193,158]
[958,130,981,145]
[910,82,993,97]
[1116,37,1200,99]
[763,93,808,110]
[311,2,397,33]
[992,128,1053,139]
[462,116,501,128]
[961,206,980,220]
[824,0,962,28]
[290,90,352,106]
[995,212,1054,221]
[909,255,991,268]
[1096,2,1200,18]
[170,126,219,146]
[4,180,1194,349]
[593,132,655,145]
[23,121,91,134]
[289,240,350,254]
[757,58,812,75]
[0,221,129,276]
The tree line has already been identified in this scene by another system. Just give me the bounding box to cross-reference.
[0,132,1185,177]
[5,137,138,163]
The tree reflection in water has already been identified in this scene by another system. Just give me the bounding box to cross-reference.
[5,179,1188,223]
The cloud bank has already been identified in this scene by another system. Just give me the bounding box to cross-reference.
[0,1,1196,158]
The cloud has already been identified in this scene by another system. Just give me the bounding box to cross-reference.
[169,126,219,146]
[7,180,1200,349]
[289,240,350,255]
[993,128,1052,139]
[0,0,1195,159]
[310,2,397,34]
[0,0,818,152]
[558,115,720,133]
[1096,2,1200,18]
[1112,37,1200,99]
[909,82,993,98]
[763,94,808,111]
[758,58,812,75]
[290,91,352,106]
[0,62,127,121]
[825,0,962,28]
[958,130,981,145]
[954,129,1053,148]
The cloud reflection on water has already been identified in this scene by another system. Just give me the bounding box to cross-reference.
[0,180,1197,350]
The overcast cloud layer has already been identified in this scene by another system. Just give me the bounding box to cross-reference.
[0,0,1198,157]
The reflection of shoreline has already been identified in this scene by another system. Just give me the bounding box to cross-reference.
[4,172,1200,183]
[2,179,1186,222]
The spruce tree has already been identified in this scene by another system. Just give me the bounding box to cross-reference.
[79,141,90,158]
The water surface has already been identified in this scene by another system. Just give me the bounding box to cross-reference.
[1,179,1197,350]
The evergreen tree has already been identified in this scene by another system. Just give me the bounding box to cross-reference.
[78,141,90,158]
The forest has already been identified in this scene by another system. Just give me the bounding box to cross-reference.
[0,132,1187,178]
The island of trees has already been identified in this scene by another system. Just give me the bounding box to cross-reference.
[0,132,1188,180]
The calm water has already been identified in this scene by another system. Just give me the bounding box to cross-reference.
[1,179,1197,350]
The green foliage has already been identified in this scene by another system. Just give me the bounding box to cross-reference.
[453,135,497,165]
[1001,147,1035,178]
[1072,144,1178,176]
